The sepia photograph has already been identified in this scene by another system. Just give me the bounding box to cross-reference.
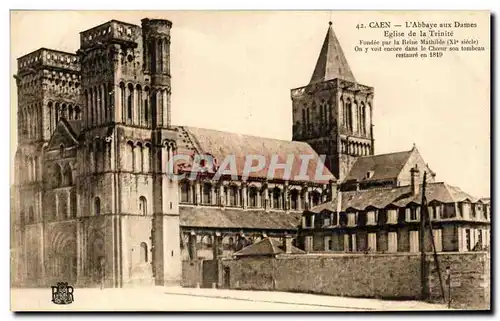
[9,10,490,312]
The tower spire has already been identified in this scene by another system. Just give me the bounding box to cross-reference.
[309,21,356,84]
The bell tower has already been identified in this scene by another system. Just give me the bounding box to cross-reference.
[76,18,180,287]
[291,22,375,182]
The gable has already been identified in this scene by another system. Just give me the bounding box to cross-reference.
[397,147,436,185]
[46,120,79,151]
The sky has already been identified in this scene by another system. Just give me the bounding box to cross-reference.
[10,10,490,197]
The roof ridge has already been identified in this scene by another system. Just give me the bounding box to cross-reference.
[268,238,280,255]
[357,149,413,159]
[342,184,410,194]
[183,125,310,146]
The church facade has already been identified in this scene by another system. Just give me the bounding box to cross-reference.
[11,17,489,288]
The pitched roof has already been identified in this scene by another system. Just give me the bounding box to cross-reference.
[344,150,413,183]
[46,118,82,150]
[310,182,478,212]
[175,126,335,183]
[233,237,305,257]
[179,206,302,230]
[65,119,84,137]
[479,198,490,204]
[309,22,356,84]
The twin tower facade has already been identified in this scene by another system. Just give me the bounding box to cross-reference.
[13,18,375,287]
[14,19,181,287]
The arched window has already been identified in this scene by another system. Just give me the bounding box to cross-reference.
[28,206,34,224]
[68,105,74,120]
[125,141,134,171]
[102,84,108,122]
[55,102,60,122]
[290,189,299,210]
[144,87,150,125]
[70,190,77,218]
[140,242,148,263]
[249,187,258,208]
[119,82,126,121]
[360,102,366,135]
[53,164,62,188]
[180,180,190,203]
[61,103,67,119]
[90,89,95,124]
[75,106,81,120]
[149,41,157,73]
[139,196,147,216]
[136,85,142,123]
[127,84,133,121]
[150,91,157,124]
[94,197,101,216]
[202,183,212,205]
[346,98,352,131]
[63,164,73,186]
[159,39,165,72]
[48,101,54,129]
[143,143,151,173]
[135,142,143,172]
[229,185,238,206]
[273,187,281,209]
[60,144,65,158]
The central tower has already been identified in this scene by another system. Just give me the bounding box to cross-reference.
[291,22,375,182]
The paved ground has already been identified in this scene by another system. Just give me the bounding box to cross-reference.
[11,286,450,312]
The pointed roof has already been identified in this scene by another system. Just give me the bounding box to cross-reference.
[233,238,305,257]
[309,22,356,84]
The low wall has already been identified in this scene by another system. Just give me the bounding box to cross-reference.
[181,260,202,288]
[427,252,490,309]
[220,252,490,309]
[181,259,220,289]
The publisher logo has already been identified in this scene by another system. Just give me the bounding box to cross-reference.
[51,282,74,305]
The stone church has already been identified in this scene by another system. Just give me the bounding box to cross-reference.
[11,17,489,288]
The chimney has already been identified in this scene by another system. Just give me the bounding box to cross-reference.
[284,234,293,254]
[410,165,420,195]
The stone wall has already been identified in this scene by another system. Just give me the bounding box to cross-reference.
[181,260,202,288]
[427,252,490,309]
[220,252,490,309]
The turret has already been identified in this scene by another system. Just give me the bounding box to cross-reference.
[141,18,172,128]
